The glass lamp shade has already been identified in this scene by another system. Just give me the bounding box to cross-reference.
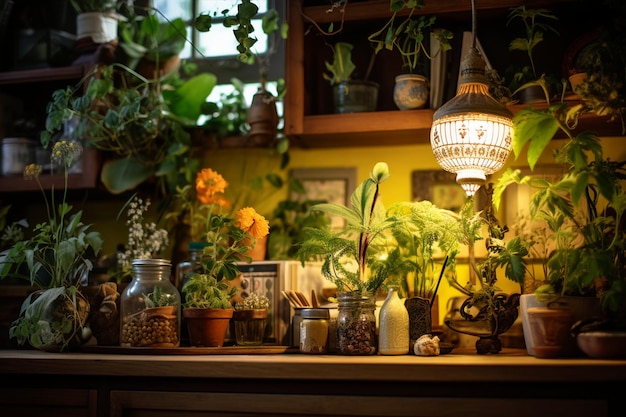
[430,48,513,197]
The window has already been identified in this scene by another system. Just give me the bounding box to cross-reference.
[153,0,286,108]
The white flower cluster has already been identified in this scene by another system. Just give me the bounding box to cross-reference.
[235,292,271,310]
[118,197,169,270]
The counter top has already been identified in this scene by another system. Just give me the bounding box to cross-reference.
[2,348,625,383]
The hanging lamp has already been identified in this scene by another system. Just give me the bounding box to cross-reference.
[430,0,513,197]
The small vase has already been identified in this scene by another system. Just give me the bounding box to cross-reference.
[404,296,432,348]
[393,74,429,110]
[233,309,268,346]
[247,88,279,145]
[379,288,409,355]
[335,291,377,355]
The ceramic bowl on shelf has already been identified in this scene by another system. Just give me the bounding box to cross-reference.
[576,331,626,359]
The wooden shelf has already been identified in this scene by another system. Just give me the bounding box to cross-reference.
[0,65,86,85]
[285,0,623,148]
[0,147,100,193]
[0,65,99,193]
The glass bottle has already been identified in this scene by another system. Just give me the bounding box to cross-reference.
[120,258,181,348]
[175,241,209,291]
[336,291,377,355]
[299,308,329,354]
[378,287,409,355]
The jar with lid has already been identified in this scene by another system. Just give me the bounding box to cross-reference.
[299,308,330,354]
[336,291,377,355]
[120,258,181,347]
[175,241,209,291]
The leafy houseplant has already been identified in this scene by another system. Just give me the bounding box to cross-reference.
[41,62,216,195]
[494,102,626,330]
[505,5,559,101]
[324,42,379,114]
[297,162,398,296]
[0,142,103,351]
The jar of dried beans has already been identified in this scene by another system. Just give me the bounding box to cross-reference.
[120,259,181,348]
[336,291,377,355]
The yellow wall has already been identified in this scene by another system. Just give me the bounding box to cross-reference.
[58,135,625,325]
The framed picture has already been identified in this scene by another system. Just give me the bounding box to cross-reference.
[411,170,487,211]
[290,167,357,228]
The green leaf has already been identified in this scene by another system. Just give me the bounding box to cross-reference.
[100,158,153,194]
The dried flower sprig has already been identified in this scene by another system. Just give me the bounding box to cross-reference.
[116,195,169,281]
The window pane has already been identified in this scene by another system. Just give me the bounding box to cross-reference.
[197,21,267,58]
[198,0,267,15]
[153,0,192,21]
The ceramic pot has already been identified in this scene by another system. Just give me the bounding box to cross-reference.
[393,74,429,110]
[332,81,379,114]
[527,307,575,358]
[247,89,279,145]
[568,72,587,95]
[520,294,601,356]
[183,308,234,347]
[576,331,626,359]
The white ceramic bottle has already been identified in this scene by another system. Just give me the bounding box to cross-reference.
[378,287,410,355]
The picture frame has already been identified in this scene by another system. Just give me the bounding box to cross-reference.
[290,167,357,228]
[411,170,487,211]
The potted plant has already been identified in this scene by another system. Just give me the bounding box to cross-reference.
[368,1,452,110]
[70,0,120,60]
[175,170,270,347]
[494,98,626,356]
[0,142,103,352]
[384,200,461,342]
[297,162,404,354]
[41,62,216,195]
[324,42,379,114]
[232,292,271,346]
[443,196,529,354]
[505,5,559,103]
[194,0,289,155]
[116,4,187,78]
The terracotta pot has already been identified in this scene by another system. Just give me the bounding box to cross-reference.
[247,89,279,146]
[527,307,575,358]
[183,308,233,347]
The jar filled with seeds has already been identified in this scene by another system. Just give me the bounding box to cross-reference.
[120,259,181,348]
[336,291,377,355]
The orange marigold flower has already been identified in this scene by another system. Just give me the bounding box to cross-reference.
[196,168,228,205]
[236,207,270,239]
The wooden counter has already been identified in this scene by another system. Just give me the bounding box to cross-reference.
[1,348,625,417]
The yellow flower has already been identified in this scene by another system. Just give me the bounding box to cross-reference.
[195,168,229,205]
[23,164,42,180]
[236,207,270,240]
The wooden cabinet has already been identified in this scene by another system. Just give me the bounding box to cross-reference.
[1,350,625,417]
[0,66,100,193]
[284,0,622,148]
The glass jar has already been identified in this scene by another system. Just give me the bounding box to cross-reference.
[175,241,209,291]
[299,308,329,354]
[120,259,181,348]
[336,291,377,355]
